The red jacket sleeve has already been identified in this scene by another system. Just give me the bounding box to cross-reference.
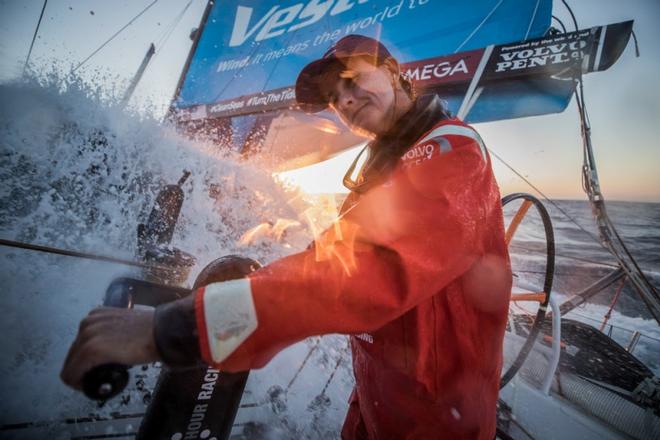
[198,121,498,371]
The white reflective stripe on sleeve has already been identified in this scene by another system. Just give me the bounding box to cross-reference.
[202,278,258,364]
[415,125,487,160]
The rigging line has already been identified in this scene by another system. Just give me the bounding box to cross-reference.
[0,412,146,431]
[514,269,603,277]
[509,245,619,268]
[551,15,567,34]
[286,337,322,391]
[523,0,541,41]
[319,341,350,395]
[454,0,505,53]
[154,1,185,46]
[0,237,172,272]
[610,223,660,296]
[630,29,641,57]
[23,0,48,75]
[568,311,660,342]
[577,74,592,132]
[154,0,193,52]
[572,52,660,302]
[555,253,617,268]
[73,0,159,72]
[605,247,660,320]
[547,252,616,268]
[599,277,626,331]
[576,91,593,196]
[487,147,606,248]
[561,0,579,32]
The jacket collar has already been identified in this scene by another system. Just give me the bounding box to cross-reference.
[343,94,449,194]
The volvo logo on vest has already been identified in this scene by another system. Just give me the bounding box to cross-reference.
[403,142,435,162]
[229,0,369,47]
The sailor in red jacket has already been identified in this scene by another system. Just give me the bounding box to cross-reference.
[61,35,511,439]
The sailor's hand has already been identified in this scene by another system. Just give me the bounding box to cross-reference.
[60,307,161,390]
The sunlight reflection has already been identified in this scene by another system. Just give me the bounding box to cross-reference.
[274,143,366,194]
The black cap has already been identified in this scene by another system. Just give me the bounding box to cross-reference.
[295,35,395,113]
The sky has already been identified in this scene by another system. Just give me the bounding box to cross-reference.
[1,0,659,202]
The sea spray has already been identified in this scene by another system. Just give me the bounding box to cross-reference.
[0,70,353,436]
[0,70,311,269]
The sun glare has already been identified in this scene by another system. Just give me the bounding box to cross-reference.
[275,143,366,194]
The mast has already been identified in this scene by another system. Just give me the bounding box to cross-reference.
[543,1,660,324]
[121,43,156,107]
[165,0,215,121]
[577,86,660,323]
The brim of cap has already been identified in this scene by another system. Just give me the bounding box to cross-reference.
[295,57,342,114]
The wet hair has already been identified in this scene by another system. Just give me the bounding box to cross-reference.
[398,74,416,101]
[377,56,415,101]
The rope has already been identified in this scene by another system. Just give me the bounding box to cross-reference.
[509,244,619,269]
[487,147,605,249]
[566,4,660,318]
[561,0,579,32]
[319,341,350,395]
[0,412,145,432]
[630,29,641,57]
[0,237,171,272]
[154,0,193,55]
[23,0,48,75]
[609,223,660,298]
[568,310,660,343]
[73,0,159,72]
[599,277,626,332]
[514,269,610,277]
[551,15,567,34]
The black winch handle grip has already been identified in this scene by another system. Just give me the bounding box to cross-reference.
[82,279,134,400]
[82,363,130,400]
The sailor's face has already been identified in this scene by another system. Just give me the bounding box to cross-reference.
[321,57,397,137]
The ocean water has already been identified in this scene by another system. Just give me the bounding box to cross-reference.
[503,198,660,375]
[1,74,658,437]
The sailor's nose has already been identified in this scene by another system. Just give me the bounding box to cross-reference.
[335,90,355,113]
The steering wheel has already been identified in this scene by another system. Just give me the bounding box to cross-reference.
[500,193,555,388]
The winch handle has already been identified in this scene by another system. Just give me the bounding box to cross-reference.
[81,278,192,400]
[81,279,134,400]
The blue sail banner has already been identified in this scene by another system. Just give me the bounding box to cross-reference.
[175,0,552,109]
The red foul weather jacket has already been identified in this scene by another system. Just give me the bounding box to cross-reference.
[192,102,511,439]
